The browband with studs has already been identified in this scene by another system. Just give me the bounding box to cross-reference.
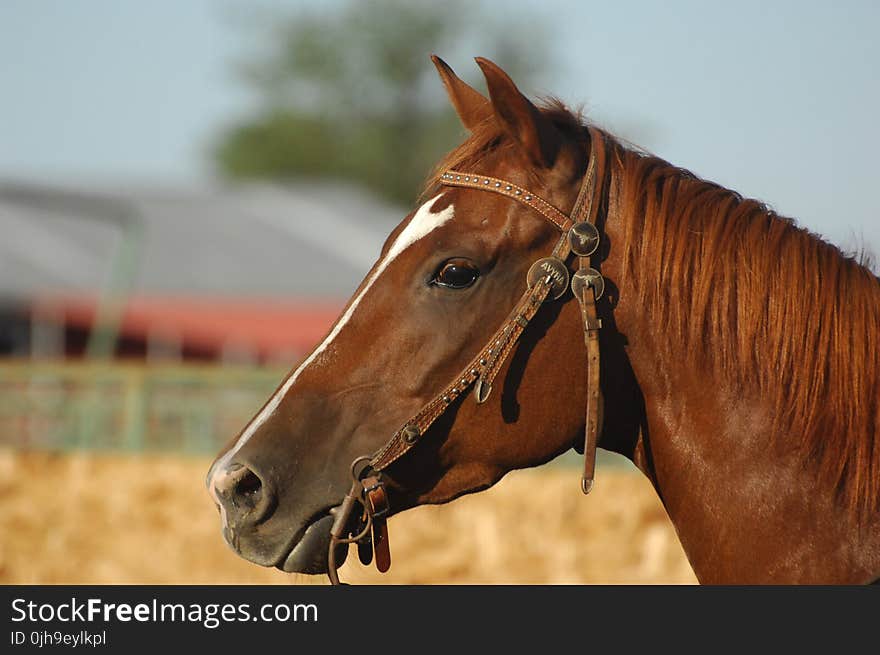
[439,171,573,232]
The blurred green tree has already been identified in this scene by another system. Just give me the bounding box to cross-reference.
[214,0,551,206]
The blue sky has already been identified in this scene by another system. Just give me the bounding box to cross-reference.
[1,0,877,255]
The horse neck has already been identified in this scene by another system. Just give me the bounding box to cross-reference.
[597,161,880,584]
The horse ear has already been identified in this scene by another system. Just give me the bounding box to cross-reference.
[431,55,491,131]
[475,57,562,168]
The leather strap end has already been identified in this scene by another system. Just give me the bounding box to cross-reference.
[581,477,594,495]
[357,533,374,566]
[363,477,392,573]
[474,378,492,404]
[372,517,391,573]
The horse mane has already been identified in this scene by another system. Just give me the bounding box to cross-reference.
[428,100,880,518]
[616,146,880,519]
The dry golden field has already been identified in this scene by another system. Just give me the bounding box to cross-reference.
[0,449,697,584]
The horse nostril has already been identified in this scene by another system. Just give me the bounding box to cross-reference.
[211,462,271,524]
[234,469,262,502]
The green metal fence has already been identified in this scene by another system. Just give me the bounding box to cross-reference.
[0,361,635,470]
[0,362,287,453]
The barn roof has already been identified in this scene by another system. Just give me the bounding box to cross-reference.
[0,178,404,301]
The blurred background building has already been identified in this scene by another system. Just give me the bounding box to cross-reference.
[0,0,877,583]
[0,180,399,363]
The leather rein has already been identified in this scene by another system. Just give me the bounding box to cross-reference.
[327,127,608,585]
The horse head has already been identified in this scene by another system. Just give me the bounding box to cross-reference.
[205,56,626,576]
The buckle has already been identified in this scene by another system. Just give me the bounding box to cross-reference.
[362,477,390,519]
[363,478,383,494]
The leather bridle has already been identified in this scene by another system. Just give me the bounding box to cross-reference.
[327,127,608,585]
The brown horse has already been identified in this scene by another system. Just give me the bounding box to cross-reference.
[207,56,880,584]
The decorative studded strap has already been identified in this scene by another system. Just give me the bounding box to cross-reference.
[439,171,573,232]
[370,272,556,470]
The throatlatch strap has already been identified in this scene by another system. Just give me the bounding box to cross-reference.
[571,127,607,494]
[576,284,602,494]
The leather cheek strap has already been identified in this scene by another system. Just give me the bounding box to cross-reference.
[369,270,557,471]
[576,281,602,493]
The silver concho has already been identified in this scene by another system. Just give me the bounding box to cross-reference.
[569,222,600,257]
[527,257,569,301]
[571,267,605,301]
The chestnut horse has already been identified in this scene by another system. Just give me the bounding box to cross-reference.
[207,56,880,584]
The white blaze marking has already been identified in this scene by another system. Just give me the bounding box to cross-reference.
[208,194,454,517]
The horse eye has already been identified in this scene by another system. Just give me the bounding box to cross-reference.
[431,258,480,289]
